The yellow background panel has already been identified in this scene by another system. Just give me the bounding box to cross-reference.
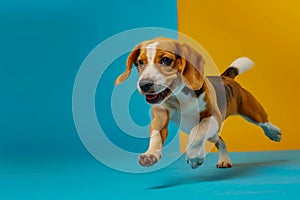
[177,0,300,152]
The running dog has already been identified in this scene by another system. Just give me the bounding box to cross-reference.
[115,37,281,169]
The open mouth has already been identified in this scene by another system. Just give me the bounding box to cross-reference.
[145,87,172,104]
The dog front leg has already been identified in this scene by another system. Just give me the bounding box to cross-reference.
[186,116,219,169]
[139,106,170,167]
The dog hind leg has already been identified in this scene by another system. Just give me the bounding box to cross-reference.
[209,135,232,168]
[238,88,281,142]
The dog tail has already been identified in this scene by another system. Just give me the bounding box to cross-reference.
[221,57,254,79]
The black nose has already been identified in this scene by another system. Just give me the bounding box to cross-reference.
[139,81,154,92]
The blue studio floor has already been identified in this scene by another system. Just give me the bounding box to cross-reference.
[1,150,300,199]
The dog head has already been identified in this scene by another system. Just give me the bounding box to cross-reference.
[115,37,206,104]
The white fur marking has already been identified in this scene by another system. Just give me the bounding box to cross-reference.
[139,64,163,81]
[146,41,159,63]
[148,131,162,149]
[149,130,162,147]
[170,91,207,133]
[138,64,167,94]
[260,122,281,141]
[145,130,162,157]
[230,57,254,74]
[151,130,160,137]
[138,42,165,88]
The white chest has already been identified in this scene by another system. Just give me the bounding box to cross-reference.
[164,91,207,133]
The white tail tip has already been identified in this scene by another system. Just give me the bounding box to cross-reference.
[230,57,254,75]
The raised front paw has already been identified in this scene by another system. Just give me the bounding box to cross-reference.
[139,152,161,167]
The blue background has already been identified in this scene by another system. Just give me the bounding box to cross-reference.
[0,0,177,162]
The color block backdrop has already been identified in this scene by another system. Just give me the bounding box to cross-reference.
[178,0,300,151]
[2,1,300,199]
[0,0,299,168]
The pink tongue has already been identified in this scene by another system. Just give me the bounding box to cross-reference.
[146,94,158,100]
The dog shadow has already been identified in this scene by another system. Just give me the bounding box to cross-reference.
[148,159,287,190]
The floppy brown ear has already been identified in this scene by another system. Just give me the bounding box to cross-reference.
[180,43,205,90]
[114,45,140,85]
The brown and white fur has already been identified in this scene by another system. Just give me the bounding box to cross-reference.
[115,37,281,169]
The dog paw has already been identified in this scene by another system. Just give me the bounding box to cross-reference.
[216,161,232,168]
[216,153,232,168]
[186,156,205,169]
[261,122,281,142]
[265,128,281,142]
[139,152,161,167]
[186,145,205,169]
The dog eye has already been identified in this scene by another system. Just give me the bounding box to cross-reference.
[161,57,172,66]
[138,59,144,66]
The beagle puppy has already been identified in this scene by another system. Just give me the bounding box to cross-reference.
[115,37,281,169]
